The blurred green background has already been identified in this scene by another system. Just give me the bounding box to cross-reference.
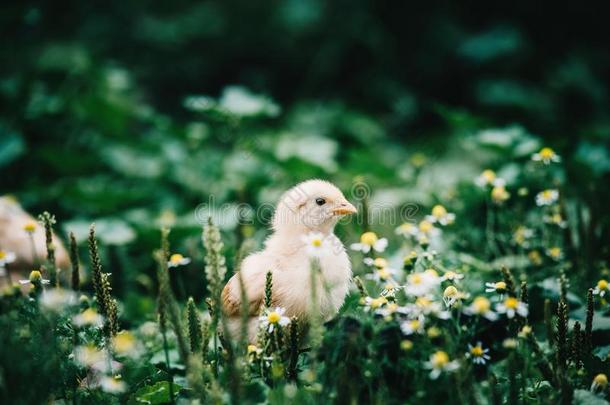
[2,2,610,314]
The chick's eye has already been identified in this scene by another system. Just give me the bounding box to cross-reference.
[315,198,326,206]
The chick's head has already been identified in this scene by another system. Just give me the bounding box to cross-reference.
[273,179,357,234]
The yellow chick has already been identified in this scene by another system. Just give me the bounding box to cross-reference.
[222,179,357,341]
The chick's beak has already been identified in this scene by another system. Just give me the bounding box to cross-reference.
[332,201,357,215]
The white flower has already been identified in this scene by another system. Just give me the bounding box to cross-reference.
[259,307,291,333]
[404,269,441,297]
[362,296,388,312]
[466,342,491,365]
[424,351,460,379]
[442,286,468,308]
[485,281,507,295]
[496,297,528,318]
[475,170,503,187]
[40,289,77,312]
[395,222,417,237]
[363,257,389,268]
[593,279,609,297]
[532,147,560,165]
[365,266,399,284]
[590,373,608,393]
[544,213,567,228]
[425,205,456,226]
[535,189,559,206]
[350,232,388,254]
[407,296,450,319]
[512,226,534,248]
[546,246,563,261]
[73,308,104,327]
[0,250,16,266]
[441,271,464,282]
[74,345,114,372]
[400,316,426,335]
[100,376,127,394]
[375,302,409,319]
[167,253,191,268]
[463,296,498,321]
[302,232,332,258]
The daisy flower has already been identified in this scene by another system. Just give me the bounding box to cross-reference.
[496,297,528,318]
[528,250,543,266]
[466,342,491,365]
[23,221,37,234]
[404,270,440,297]
[259,307,291,333]
[544,213,567,228]
[425,205,456,226]
[363,257,389,268]
[375,302,408,319]
[365,266,399,284]
[424,351,460,379]
[475,170,500,187]
[491,185,510,204]
[463,296,498,321]
[73,308,104,328]
[0,250,16,267]
[546,246,563,261]
[168,253,191,268]
[19,270,50,286]
[593,279,609,297]
[532,147,560,165]
[395,222,417,237]
[362,296,388,312]
[512,226,534,248]
[100,376,127,394]
[302,232,332,258]
[74,345,112,372]
[591,373,608,393]
[410,296,450,319]
[535,189,559,206]
[112,331,140,357]
[443,285,468,308]
[485,281,507,295]
[40,289,78,312]
[400,316,426,336]
[441,271,464,282]
[350,232,388,254]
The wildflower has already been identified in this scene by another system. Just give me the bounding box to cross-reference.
[395,222,416,237]
[528,250,543,265]
[73,308,104,327]
[247,344,262,357]
[112,331,137,356]
[74,345,111,372]
[485,281,507,294]
[19,270,50,286]
[518,325,533,338]
[535,189,559,206]
[512,226,534,248]
[502,338,518,349]
[441,271,464,282]
[491,185,510,204]
[363,257,388,268]
[591,373,608,393]
[350,232,388,254]
[100,376,127,394]
[427,326,441,339]
[443,286,467,307]
[167,253,191,268]
[410,296,450,319]
[532,147,560,165]
[496,297,528,318]
[544,212,567,228]
[366,266,398,283]
[417,220,441,238]
[23,221,37,233]
[426,205,456,226]
[466,342,490,365]
[259,307,291,333]
[400,316,425,335]
[375,302,407,319]
[424,350,459,379]
[363,296,388,312]
[0,250,16,266]
[404,270,440,297]
[593,279,609,297]
[475,170,499,187]
[546,246,563,261]
[400,340,414,351]
[39,289,77,311]
[302,232,332,257]
[464,296,498,321]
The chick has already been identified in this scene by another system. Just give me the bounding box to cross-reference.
[221,179,357,341]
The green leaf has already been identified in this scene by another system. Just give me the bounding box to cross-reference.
[128,381,181,405]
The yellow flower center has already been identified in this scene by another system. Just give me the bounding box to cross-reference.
[541,190,554,199]
[370,297,387,309]
[431,205,447,218]
[539,147,555,159]
[267,312,281,323]
[431,351,449,368]
[373,258,388,268]
[81,308,99,323]
[400,340,413,351]
[411,274,422,285]
[548,247,561,258]
[311,238,322,247]
[593,373,608,388]
[169,253,184,264]
[415,297,431,307]
[491,186,509,202]
[360,232,378,246]
[505,297,519,309]
[472,296,491,313]
[598,279,609,290]
[427,327,441,338]
[398,223,414,233]
[377,269,391,280]
[443,286,458,298]
[23,221,36,233]
[112,332,136,353]
[495,281,507,291]
[29,270,42,282]
[247,345,258,354]
[470,345,484,357]
[409,319,420,330]
[482,169,496,183]
[419,220,433,233]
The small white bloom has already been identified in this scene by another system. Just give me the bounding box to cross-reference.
[362,296,388,312]
[302,232,332,258]
[463,296,498,321]
[424,351,460,379]
[404,269,441,297]
[259,307,291,333]
[40,289,77,312]
[535,189,559,206]
[73,308,104,327]
[100,376,127,394]
[466,342,491,365]
[496,297,528,318]
[400,316,426,335]
[425,205,456,226]
[593,279,609,297]
[167,253,191,268]
[441,271,464,282]
[350,231,388,254]
[0,250,16,266]
[532,147,560,165]
[485,281,507,295]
